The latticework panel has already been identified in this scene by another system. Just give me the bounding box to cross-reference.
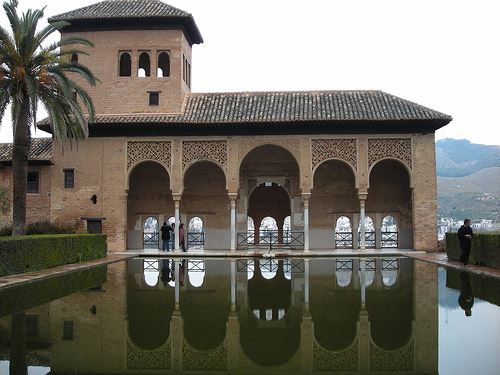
[311,138,357,171]
[182,341,227,371]
[313,339,359,372]
[368,138,412,169]
[369,339,414,371]
[127,339,171,370]
[127,141,171,170]
[182,140,227,170]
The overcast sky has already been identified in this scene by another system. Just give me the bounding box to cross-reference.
[1,0,499,145]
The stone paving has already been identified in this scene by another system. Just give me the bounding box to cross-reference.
[1,249,499,291]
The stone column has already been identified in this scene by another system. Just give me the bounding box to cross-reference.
[301,258,312,374]
[230,260,236,311]
[375,212,382,249]
[358,193,368,250]
[174,260,180,310]
[303,193,311,252]
[173,196,181,251]
[229,193,237,250]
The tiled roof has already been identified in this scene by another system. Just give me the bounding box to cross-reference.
[39,90,449,128]
[177,91,451,124]
[48,0,203,44]
[49,0,190,21]
[0,138,52,163]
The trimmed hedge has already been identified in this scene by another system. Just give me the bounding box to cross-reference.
[446,232,500,268]
[446,267,500,307]
[0,265,107,317]
[0,234,107,277]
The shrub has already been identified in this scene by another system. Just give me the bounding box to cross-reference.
[0,220,79,237]
[446,232,500,268]
[0,234,107,277]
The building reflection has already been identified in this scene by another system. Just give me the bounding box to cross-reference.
[0,257,438,374]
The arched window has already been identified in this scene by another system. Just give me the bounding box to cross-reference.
[381,215,398,248]
[358,216,376,247]
[260,259,278,279]
[143,259,159,287]
[71,53,78,64]
[259,216,278,244]
[335,216,353,248]
[188,259,205,287]
[143,216,159,249]
[247,217,255,244]
[138,52,151,77]
[187,217,204,250]
[283,216,291,244]
[157,52,170,77]
[119,52,131,77]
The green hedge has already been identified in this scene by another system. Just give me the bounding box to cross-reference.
[0,234,107,277]
[446,232,500,268]
[0,265,107,317]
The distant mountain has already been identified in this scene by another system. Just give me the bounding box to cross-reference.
[437,167,500,220]
[436,138,500,177]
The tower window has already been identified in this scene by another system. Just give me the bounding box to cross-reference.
[27,171,39,194]
[138,52,151,77]
[64,169,75,188]
[71,53,78,64]
[157,52,170,77]
[119,52,131,77]
[149,92,159,106]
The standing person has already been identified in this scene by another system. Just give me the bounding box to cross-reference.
[170,222,175,250]
[457,219,473,266]
[179,223,186,252]
[160,221,172,251]
[458,271,474,317]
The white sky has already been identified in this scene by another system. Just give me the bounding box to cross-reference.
[1,0,499,145]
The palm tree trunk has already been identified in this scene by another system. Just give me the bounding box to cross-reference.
[11,103,30,236]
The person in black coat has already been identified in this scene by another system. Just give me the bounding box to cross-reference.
[160,222,172,251]
[458,271,474,317]
[457,219,473,266]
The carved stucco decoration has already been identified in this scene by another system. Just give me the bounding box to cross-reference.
[312,338,359,372]
[311,139,357,171]
[127,339,171,370]
[368,138,412,169]
[182,341,227,371]
[182,140,227,170]
[127,141,171,171]
[369,339,414,371]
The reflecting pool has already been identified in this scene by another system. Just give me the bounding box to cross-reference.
[0,257,499,374]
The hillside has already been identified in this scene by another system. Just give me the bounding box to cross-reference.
[436,138,500,177]
[437,167,500,220]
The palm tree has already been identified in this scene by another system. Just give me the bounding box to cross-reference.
[0,0,97,235]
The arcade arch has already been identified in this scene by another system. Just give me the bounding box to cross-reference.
[127,161,173,250]
[239,145,300,246]
[367,159,412,248]
[310,159,358,249]
[182,161,228,249]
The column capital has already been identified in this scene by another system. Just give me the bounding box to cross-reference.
[302,192,311,201]
[357,192,368,201]
[228,192,238,201]
[172,194,182,202]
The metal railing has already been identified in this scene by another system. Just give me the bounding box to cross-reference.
[358,231,376,247]
[143,232,159,248]
[335,232,353,248]
[381,231,398,248]
[237,231,304,248]
[187,232,205,249]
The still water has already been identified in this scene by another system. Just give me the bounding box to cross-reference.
[0,257,499,375]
